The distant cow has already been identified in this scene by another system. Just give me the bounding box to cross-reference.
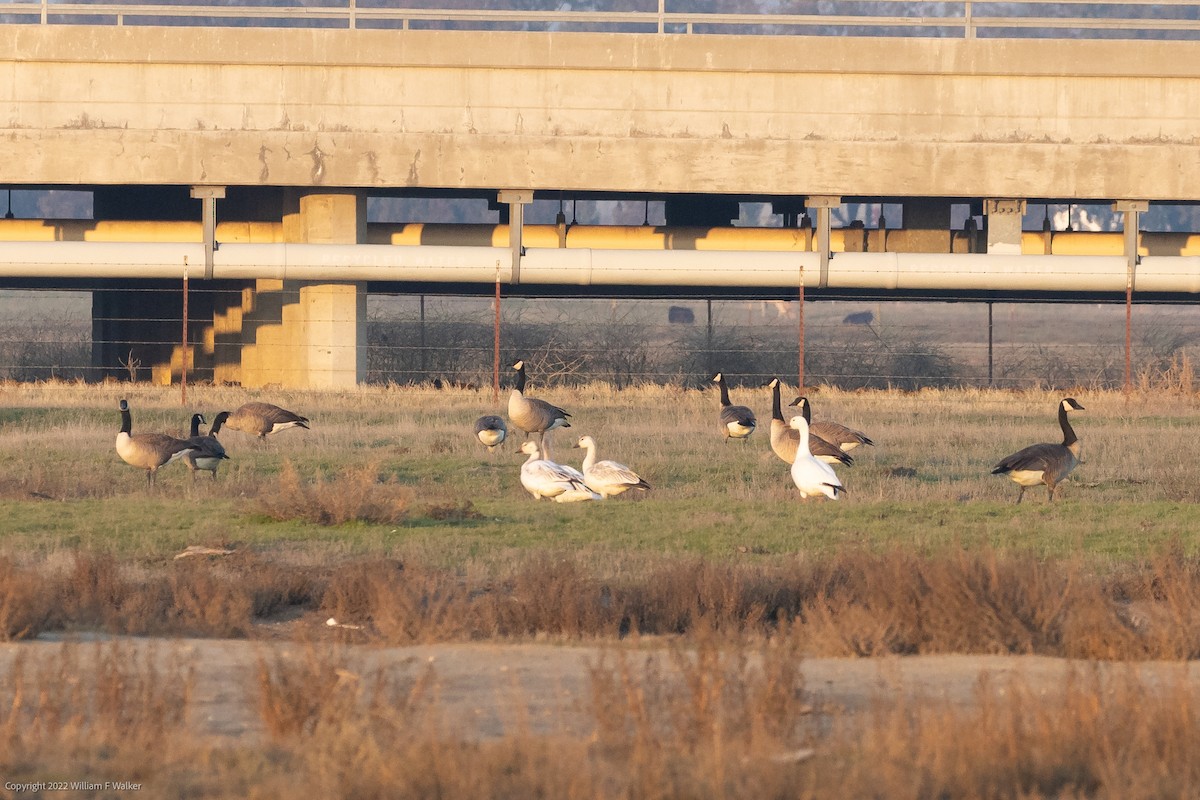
[668,306,695,324]
[842,310,874,326]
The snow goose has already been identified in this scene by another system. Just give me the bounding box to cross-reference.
[573,435,650,498]
[518,440,599,502]
[788,415,845,501]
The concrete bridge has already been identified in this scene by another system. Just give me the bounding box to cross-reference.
[2,4,1199,386]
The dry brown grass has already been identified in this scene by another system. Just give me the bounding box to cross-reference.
[0,557,54,641]
[243,639,1200,799]
[809,666,1200,798]
[254,460,413,526]
[7,545,1200,663]
[5,634,1200,797]
[0,641,193,784]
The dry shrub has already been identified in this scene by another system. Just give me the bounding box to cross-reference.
[256,644,444,797]
[483,555,626,639]
[793,548,1098,656]
[256,461,412,525]
[620,558,788,636]
[257,646,358,738]
[0,641,193,773]
[168,560,256,637]
[584,631,812,798]
[1103,538,1200,659]
[808,667,1200,799]
[424,499,484,521]
[15,544,1200,661]
[50,552,321,638]
[0,557,55,640]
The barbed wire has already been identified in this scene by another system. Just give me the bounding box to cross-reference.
[3,290,1197,388]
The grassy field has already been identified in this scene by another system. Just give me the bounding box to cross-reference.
[5,380,1200,797]
[1,380,1198,561]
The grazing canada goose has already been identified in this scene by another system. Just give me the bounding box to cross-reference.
[787,396,874,451]
[474,414,508,452]
[508,361,571,446]
[115,399,200,486]
[518,440,600,502]
[573,435,650,498]
[224,402,309,440]
[712,372,757,442]
[788,415,845,501]
[768,380,852,467]
[183,412,230,480]
[991,397,1085,504]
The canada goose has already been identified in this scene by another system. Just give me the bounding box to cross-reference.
[789,415,845,501]
[991,397,1085,504]
[712,372,756,442]
[508,361,571,446]
[573,435,650,498]
[224,402,309,440]
[768,381,852,467]
[115,399,199,486]
[518,440,599,502]
[787,396,874,451]
[474,414,508,452]
[183,412,230,480]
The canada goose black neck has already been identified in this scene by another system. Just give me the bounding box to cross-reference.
[119,400,132,435]
[513,363,527,394]
[189,414,205,438]
[716,375,732,407]
[1059,401,1079,447]
[799,397,812,425]
[210,411,230,436]
[770,380,783,422]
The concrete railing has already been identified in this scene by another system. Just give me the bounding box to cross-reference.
[1,0,1197,39]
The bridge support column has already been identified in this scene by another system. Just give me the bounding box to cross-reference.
[805,196,840,288]
[239,190,367,389]
[984,199,1026,254]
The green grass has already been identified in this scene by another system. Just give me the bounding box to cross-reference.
[1,382,1198,566]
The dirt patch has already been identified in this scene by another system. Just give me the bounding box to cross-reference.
[3,634,1199,744]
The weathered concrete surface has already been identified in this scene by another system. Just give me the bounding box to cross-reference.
[1,27,1198,199]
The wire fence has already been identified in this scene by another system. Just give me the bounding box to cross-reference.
[4,288,1199,391]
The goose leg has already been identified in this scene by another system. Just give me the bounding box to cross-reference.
[1015,485,1025,505]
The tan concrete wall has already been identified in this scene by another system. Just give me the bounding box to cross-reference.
[1,27,1198,199]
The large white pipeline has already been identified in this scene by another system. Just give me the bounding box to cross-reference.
[0,241,1197,294]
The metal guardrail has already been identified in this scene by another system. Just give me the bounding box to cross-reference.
[0,0,1197,39]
